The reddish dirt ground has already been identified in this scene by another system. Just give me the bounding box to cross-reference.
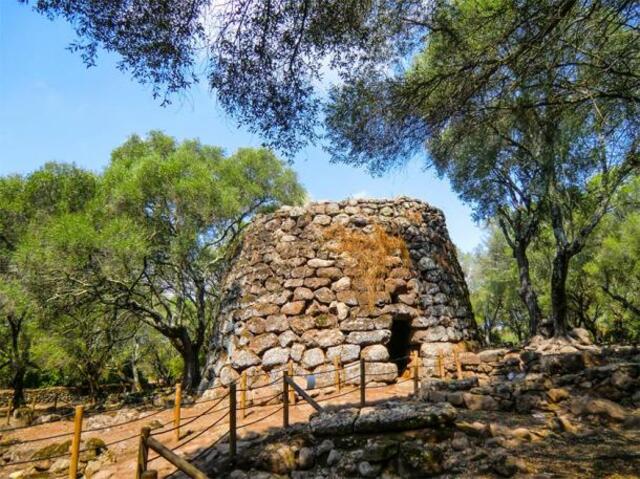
[2,380,415,478]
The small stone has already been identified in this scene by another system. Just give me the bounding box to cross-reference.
[248,333,279,355]
[293,287,315,301]
[332,277,351,291]
[281,301,307,315]
[304,277,332,289]
[463,393,499,411]
[230,350,261,371]
[329,301,349,320]
[361,344,390,361]
[547,388,570,403]
[326,344,361,363]
[290,315,316,334]
[278,330,298,347]
[264,314,289,333]
[262,347,290,368]
[314,287,336,304]
[284,278,304,288]
[302,348,326,368]
[298,447,315,469]
[346,329,391,345]
[451,432,470,451]
[358,461,381,478]
[245,317,265,334]
[307,328,339,347]
[290,343,305,362]
[570,396,627,422]
[307,258,334,268]
[327,449,342,466]
[312,214,332,226]
[316,267,343,279]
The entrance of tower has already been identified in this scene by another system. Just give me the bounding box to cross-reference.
[387,319,411,374]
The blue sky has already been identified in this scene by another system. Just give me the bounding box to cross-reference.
[0,2,484,251]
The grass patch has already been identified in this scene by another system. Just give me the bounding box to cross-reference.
[325,224,410,307]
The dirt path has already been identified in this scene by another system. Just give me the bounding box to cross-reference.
[2,381,415,478]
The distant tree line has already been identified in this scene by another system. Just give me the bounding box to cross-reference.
[22,0,638,340]
[461,173,640,345]
[0,132,305,406]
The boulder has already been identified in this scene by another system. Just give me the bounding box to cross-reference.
[281,301,307,315]
[361,345,390,362]
[264,315,289,333]
[346,330,391,346]
[231,350,261,370]
[309,408,359,436]
[278,330,298,348]
[463,393,499,411]
[354,402,456,433]
[290,316,316,335]
[262,347,290,369]
[570,396,627,422]
[302,348,326,369]
[398,441,443,477]
[248,333,279,355]
[326,344,361,363]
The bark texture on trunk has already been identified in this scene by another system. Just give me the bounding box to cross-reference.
[513,243,544,337]
[11,366,26,409]
[170,327,202,393]
[550,249,570,337]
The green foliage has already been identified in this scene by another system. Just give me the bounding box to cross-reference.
[327,0,639,337]
[469,176,640,344]
[13,131,305,392]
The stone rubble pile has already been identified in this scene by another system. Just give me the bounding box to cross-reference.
[420,337,640,416]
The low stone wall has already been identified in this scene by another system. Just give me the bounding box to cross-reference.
[420,341,640,413]
[0,384,130,408]
[0,387,77,408]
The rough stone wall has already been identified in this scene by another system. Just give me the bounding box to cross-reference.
[200,197,479,391]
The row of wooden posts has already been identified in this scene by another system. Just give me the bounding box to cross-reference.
[135,355,426,479]
[3,394,46,426]
[132,349,464,478]
[2,349,461,479]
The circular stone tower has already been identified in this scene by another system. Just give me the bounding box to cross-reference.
[200,197,479,392]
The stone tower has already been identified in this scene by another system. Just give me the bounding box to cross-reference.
[200,197,478,392]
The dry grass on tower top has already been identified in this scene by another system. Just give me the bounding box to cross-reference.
[324,224,410,307]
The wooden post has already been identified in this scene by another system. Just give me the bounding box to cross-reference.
[333,356,341,391]
[359,358,366,408]
[145,437,209,479]
[437,351,445,379]
[287,361,296,405]
[413,358,420,396]
[283,372,289,428]
[173,383,182,441]
[454,350,463,379]
[30,395,37,415]
[240,371,247,419]
[141,471,157,479]
[5,398,11,425]
[135,427,151,479]
[229,382,237,460]
[69,405,84,479]
[53,394,58,412]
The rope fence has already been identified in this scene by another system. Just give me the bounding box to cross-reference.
[1,348,467,478]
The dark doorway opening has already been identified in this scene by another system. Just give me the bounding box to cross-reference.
[387,319,411,374]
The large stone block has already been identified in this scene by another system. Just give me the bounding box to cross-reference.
[346,329,392,346]
[262,347,290,369]
[302,348,326,369]
[326,344,361,363]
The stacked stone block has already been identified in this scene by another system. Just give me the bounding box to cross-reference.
[200,197,479,392]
